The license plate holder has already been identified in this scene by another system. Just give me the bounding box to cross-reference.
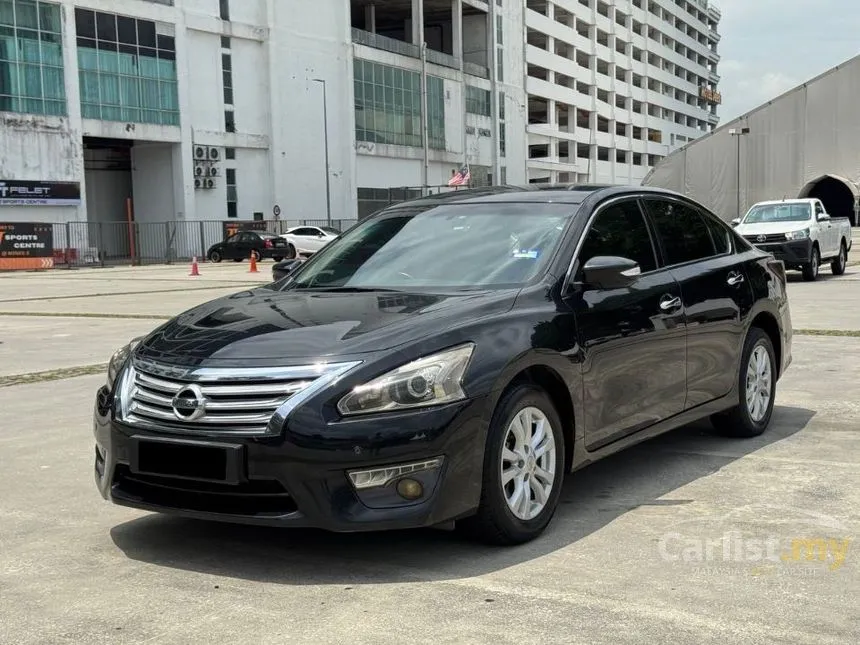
[130,437,244,484]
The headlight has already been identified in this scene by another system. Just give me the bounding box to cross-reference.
[106,338,142,390]
[785,229,810,240]
[337,344,474,416]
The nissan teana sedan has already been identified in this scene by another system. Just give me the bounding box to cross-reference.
[94,185,793,545]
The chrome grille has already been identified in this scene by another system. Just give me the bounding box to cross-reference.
[744,233,786,244]
[118,358,361,437]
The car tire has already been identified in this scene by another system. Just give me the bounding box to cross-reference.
[831,241,847,276]
[459,384,565,545]
[233,258,243,263]
[287,244,297,260]
[802,246,819,281]
[208,250,222,263]
[711,327,777,438]
[273,256,283,262]
[251,250,261,262]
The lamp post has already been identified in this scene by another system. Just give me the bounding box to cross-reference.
[729,126,750,219]
[312,78,332,225]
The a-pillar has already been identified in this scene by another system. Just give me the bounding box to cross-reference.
[412,0,424,46]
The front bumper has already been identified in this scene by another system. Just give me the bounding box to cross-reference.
[752,238,813,266]
[93,388,487,531]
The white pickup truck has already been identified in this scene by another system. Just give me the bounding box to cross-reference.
[732,198,852,281]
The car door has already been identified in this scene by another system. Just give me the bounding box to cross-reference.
[641,197,756,409]
[303,227,328,251]
[572,198,688,452]
[288,227,314,252]
[222,234,241,259]
[814,202,836,256]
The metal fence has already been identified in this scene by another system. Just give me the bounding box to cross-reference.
[51,219,358,268]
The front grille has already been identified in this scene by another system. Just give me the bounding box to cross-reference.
[112,466,298,516]
[744,233,786,244]
[117,358,360,437]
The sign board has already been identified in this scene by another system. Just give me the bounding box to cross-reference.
[0,222,54,270]
[222,219,269,240]
[273,205,281,217]
[699,87,722,105]
[0,180,81,206]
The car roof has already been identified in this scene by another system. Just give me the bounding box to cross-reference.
[382,184,686,209]
[751,198,816,206]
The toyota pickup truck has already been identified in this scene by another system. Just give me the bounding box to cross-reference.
[732,198,852,281]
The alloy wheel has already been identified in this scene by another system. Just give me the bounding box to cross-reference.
[745,344,772,423]
[500,407,557,521]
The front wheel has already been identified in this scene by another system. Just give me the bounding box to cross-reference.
[711,327,776,438]
[802,246,820,281]
[208,250,222,263]
[831,242,847,275]
[460,384,565,545]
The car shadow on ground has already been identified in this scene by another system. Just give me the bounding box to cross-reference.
[110,405,815,585]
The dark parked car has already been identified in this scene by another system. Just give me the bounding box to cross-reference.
[94,185,793,545]
[207,231,293,263]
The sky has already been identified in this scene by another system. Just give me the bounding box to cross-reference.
[716,0,860,122]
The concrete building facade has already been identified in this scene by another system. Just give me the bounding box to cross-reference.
[0,0,527,235]
[524,0,722,185]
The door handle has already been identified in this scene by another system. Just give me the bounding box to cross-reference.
[727,272,745,286]
[659,295,682,312]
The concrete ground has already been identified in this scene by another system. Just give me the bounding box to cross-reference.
[0,261,858,644]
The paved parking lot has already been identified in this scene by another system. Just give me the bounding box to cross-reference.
[1,260,858,644]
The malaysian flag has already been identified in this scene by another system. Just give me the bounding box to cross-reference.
[448,164,471,187]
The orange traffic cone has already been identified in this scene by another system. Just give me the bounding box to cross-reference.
[249,252,259,273]
[189,256,200,276]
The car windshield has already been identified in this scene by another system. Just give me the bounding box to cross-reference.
[743,204,812,223]
[280,203,575,290]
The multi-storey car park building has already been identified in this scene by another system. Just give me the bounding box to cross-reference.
[0,0,526,246]
[524,0,721,185]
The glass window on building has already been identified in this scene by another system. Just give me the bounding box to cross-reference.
[0,0,66,116]
[353,59,445,150]
[465,85,490,117]
[75,8,179,126]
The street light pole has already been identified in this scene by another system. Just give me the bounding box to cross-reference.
[312,78,332,225]
[729,126,750,219]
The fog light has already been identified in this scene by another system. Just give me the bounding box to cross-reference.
[396,478,424,500]
[348,457,443,490]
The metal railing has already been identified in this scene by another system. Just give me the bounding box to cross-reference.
[50,219,358,268]
[356,184,470,220]
[425,48,461,70]
[351,28,420,58]
[463,61,489,78]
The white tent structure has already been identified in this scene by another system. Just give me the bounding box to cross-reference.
[643,55,860,226]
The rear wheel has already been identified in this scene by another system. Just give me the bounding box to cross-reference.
[460,384,565,545]
[251,250,261,262]
[232,258,243,263]
[273,256,283,262]
[831,241,847,275]
[711,327,776,438]
[287,244,297,259]
[208,250,222,263]
[802,246,819,281]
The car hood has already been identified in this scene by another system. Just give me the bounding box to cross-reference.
[136,286,518,365]
[736,221,811,236]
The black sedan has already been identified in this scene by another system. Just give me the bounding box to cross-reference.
[206,231,293,263]
[94,185,792,545]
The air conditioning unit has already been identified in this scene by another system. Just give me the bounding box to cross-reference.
[195,165,205,177]
[208,147,220,161]
[208,166,219,177]
[204,178,216,189]
[194,145,207,160]
[194,178,202,189]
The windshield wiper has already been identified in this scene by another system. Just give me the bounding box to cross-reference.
[295,286,402,293]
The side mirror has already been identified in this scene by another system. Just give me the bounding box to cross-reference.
[581,256,641,290]
[817,212,830,221]
[730,218,741,227]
